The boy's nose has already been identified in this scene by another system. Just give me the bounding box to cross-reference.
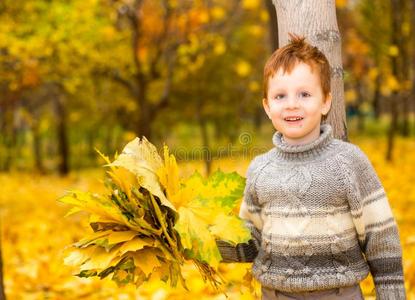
[286,95,300,108]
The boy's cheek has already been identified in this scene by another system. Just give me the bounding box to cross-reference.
[262,98,272,119]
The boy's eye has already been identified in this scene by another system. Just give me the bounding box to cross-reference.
[274,94,285,100]
[300,92,311,98]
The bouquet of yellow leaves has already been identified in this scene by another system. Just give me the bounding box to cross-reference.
[59,137,251,290]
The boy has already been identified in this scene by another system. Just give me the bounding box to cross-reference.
[217,35,406,299]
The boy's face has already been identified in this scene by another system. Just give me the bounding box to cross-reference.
[262,62,332,145]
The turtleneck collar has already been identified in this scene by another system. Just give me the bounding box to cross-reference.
[272,123,334,160]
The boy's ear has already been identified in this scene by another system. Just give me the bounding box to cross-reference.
[322,93,332,116]
[262,98,271,119]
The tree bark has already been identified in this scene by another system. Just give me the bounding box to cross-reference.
[265,0,279,52]
[272,0,347,141]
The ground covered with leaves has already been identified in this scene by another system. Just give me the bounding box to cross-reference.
[1,136,415,299]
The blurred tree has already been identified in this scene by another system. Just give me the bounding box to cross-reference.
[0,0,128,173]
[387,0,403,161]
[398,0,412,137]
[356,0,391,120]
[356,0,413,160]
[166,0,269,174]
[102,0,194,140]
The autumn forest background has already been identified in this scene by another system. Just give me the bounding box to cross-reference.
[1,0,415,299]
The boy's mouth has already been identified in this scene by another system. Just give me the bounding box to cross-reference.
[284,117,304,122]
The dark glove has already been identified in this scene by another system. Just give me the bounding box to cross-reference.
[216,238,259,263]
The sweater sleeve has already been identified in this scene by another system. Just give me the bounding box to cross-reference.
[216,157,264,263]
[341,145,406,299]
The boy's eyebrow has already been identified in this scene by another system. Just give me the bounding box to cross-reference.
[270,85,314,93]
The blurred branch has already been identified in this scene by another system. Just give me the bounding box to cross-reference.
[118,0,146,83]
[200,1,243,38]
[154,46,177,113]
[149,0,173,80]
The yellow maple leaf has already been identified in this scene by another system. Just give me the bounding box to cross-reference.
[58,191,126,225]
[209,213,251,245]
[131,247,162,277]
[157,145,180,201]
[118,237,153,255]
[106,231,138,245]
[63,245,98,267]
[175,206,222,270]
[109,137,177,212]
[80,245,121,271]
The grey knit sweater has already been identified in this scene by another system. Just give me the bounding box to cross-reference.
[217,123,406,299]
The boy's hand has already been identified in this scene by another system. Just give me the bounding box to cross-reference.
[216,239,259,263]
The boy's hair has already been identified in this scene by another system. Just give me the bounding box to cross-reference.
[263,34,331,102]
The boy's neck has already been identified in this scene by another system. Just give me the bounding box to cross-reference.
[281,126,322,146]
[272,123,334,160]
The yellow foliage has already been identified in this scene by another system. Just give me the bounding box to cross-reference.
[248,25,263,37]
[242,0,260,10]
[336,0,348,9]
[402,22,410,36]
[388,45,399,57]
[199,11,209,24]
[213,40,226,55]
[3,135,415,298]
[57,138,250,293]
[211,6,225,21]
[260,10,269,22]
[345,89,357,104]
[235,60,252,77]
[386,75,400,92]
[249,81,260,92]
[157,145,180,201]
[368,68,379,81]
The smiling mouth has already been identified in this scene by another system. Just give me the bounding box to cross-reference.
[284,117,304,122]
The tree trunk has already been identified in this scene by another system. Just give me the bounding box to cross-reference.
[136,83,152,139]
[386,0,402,161]
[4,116,17,172]
[0,93,17,171]
[372,73,381,120]
[401,94,410,137]
[265,0,279,52]
[196,108,212,176]
[32,116,44,173]
[272,0,347,141]
[55,94,69,175]
[356,80,365,132]
[399,0,410,137]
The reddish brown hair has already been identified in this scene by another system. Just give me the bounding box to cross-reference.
[263,34,331,101]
